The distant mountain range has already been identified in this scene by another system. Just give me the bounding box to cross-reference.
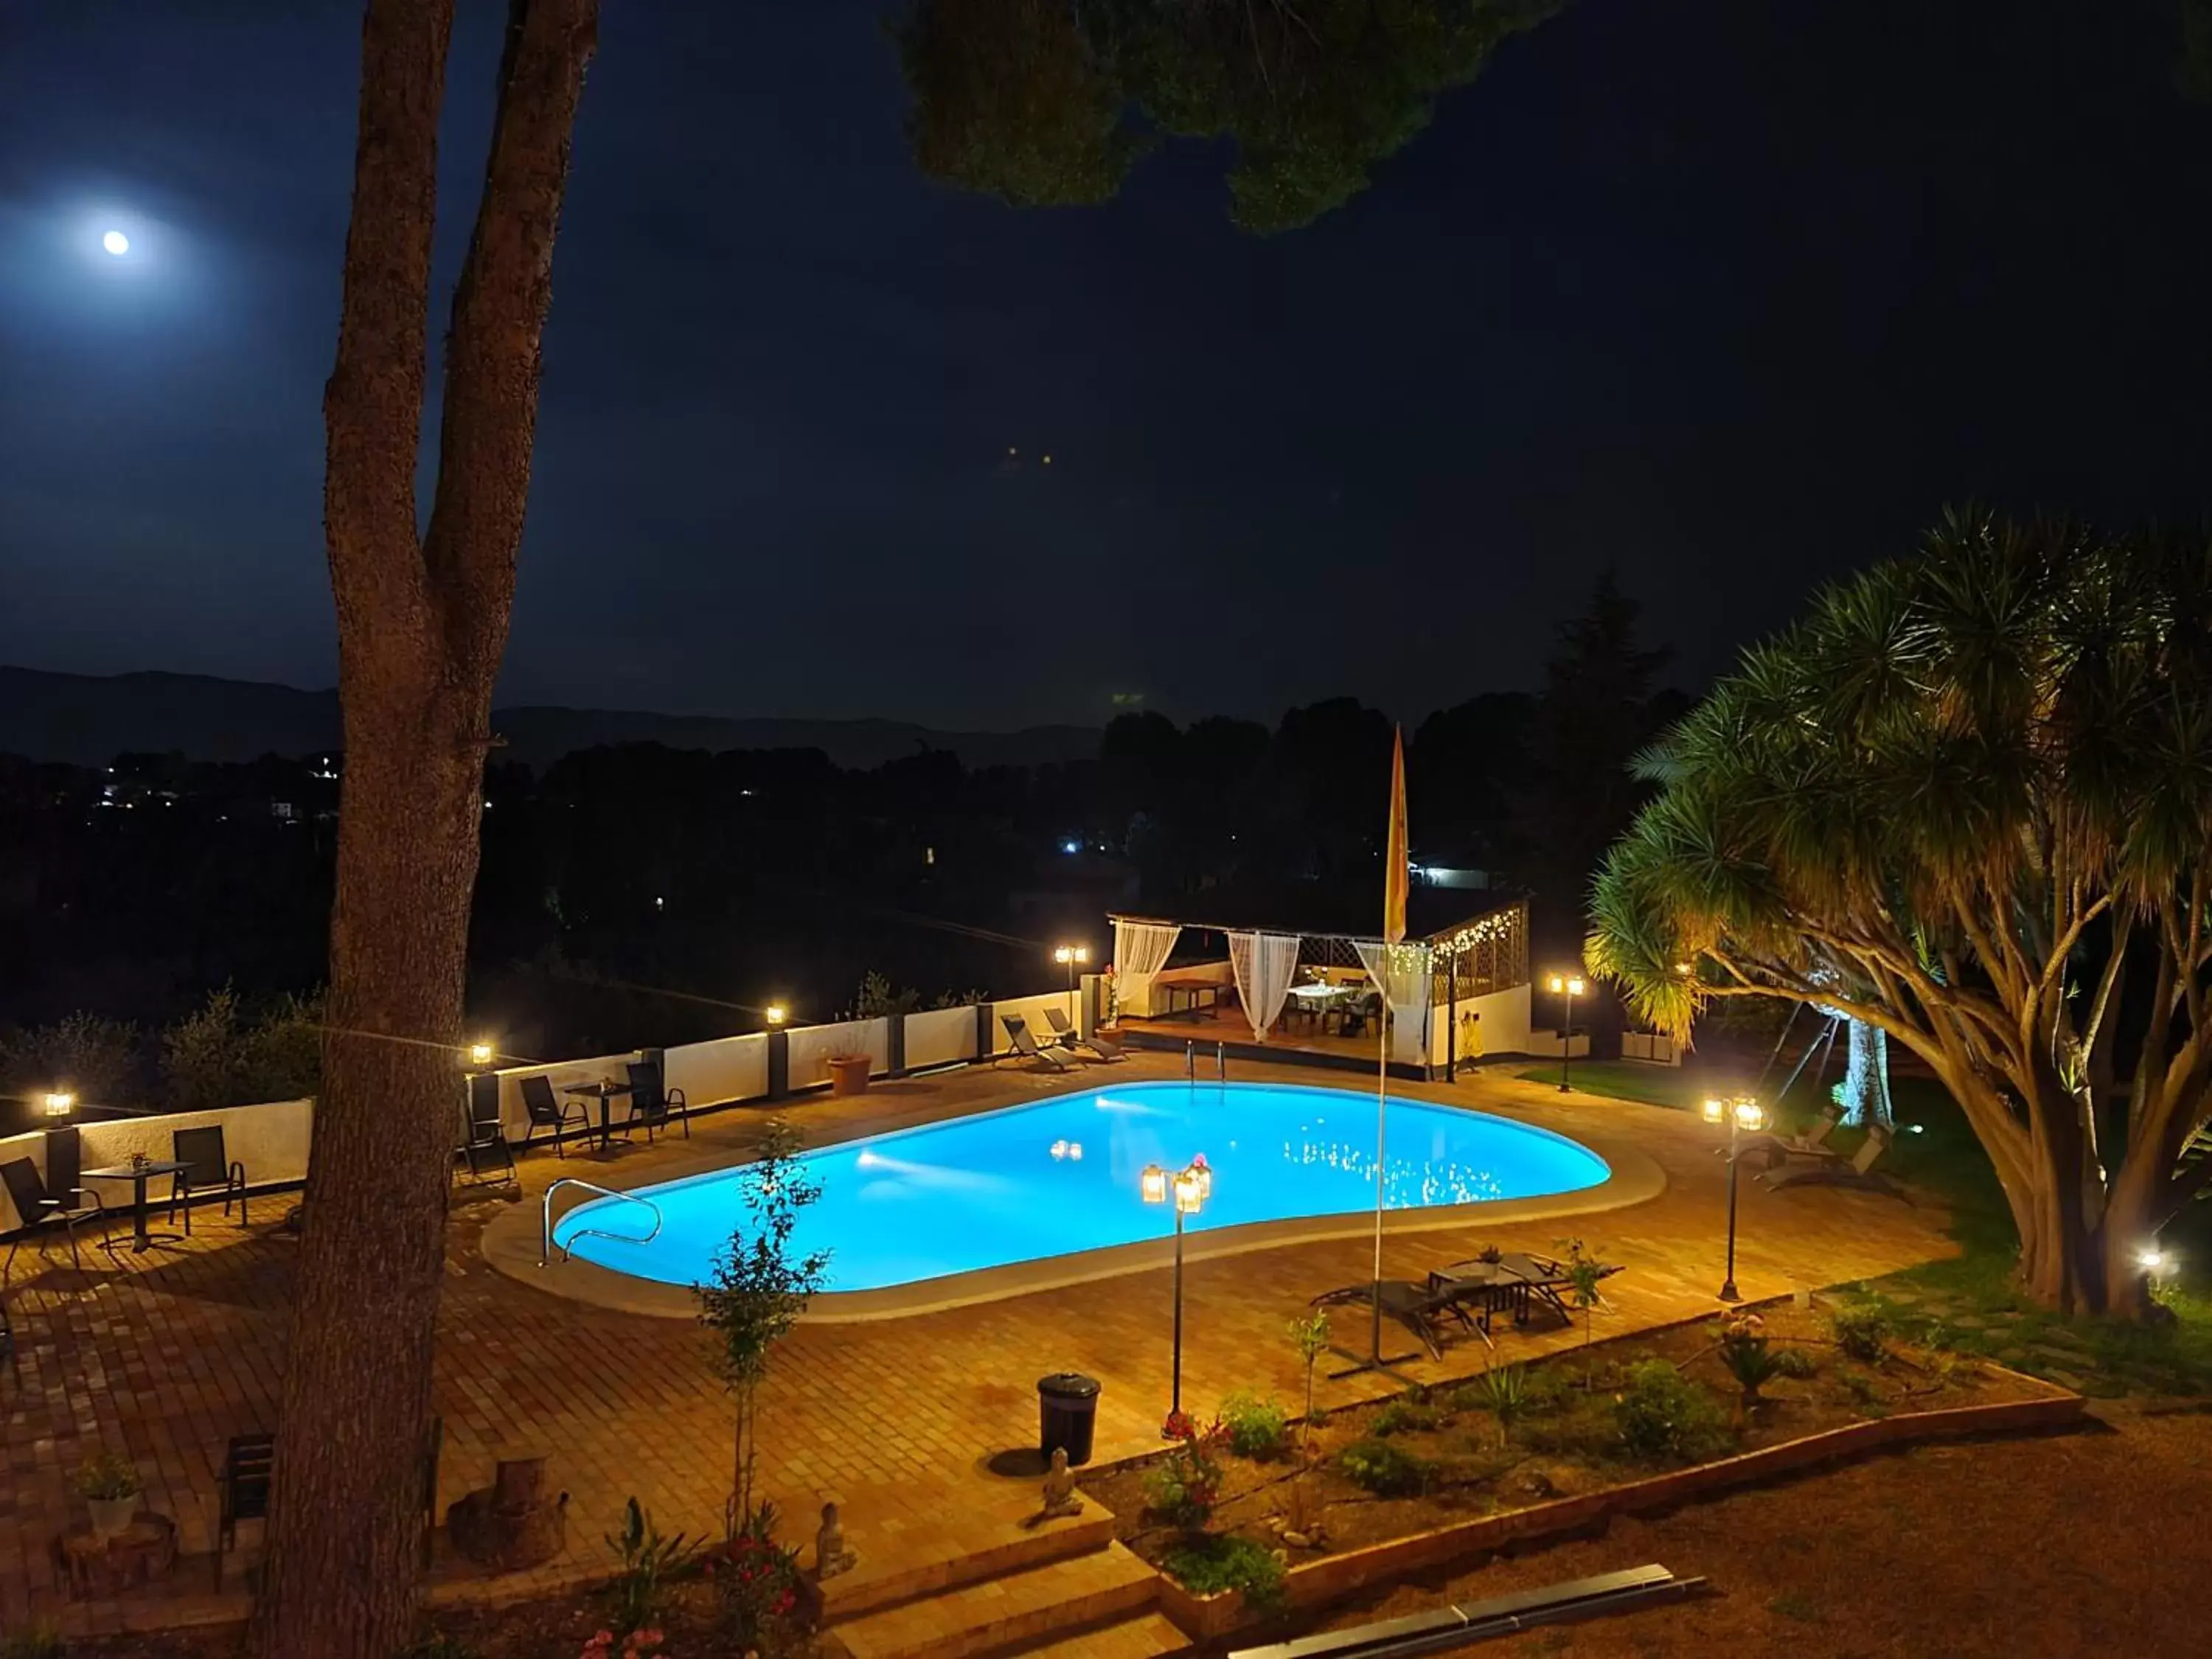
[0,667,1102,772]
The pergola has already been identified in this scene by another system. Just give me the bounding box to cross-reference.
[1106,897,1529,1079]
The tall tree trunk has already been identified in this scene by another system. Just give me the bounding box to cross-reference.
[254,700,487,1655]
[251,2,597,1652]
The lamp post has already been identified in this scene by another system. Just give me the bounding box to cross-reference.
[1054,944,1091,1030]
[1141,1153,1211,1436]
[1545,973,1584,1093]
[764,1003,787,1027]
[467,1040,495,1069]
[1703,1095,1767,1302]
[42,1090,74,1119]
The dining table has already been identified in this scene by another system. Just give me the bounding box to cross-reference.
[80,1159,191,1253]
[562,1079,635,1152]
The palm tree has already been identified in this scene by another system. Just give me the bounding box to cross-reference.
[1588,511,2212,1319]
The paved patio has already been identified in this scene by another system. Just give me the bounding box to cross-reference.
[0,1055,1955,1639]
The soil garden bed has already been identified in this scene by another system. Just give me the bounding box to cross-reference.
[1078,1297,2081,1633]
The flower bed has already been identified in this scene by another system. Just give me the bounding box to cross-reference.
[1079,1299,2083,1635]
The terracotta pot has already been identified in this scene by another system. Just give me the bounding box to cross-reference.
[827,1054,872,1096]
[87,1495,138,1540]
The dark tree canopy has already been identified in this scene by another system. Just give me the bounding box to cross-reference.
[899,0,1562,232]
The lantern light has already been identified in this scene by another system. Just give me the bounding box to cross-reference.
[468,1040,495,1068]
[1140,1163,1169,1206]
[43,1091,75,1118]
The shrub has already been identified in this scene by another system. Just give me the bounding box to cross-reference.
[1613,1361,1734,1464]
[1465,1364,1529,1444]
[73,1450,139,1501]
[0,1012,144,1107]
[1773,1345,1820,1380]
[1716,1312,1784,1405]
[1146,1420,1228,1530]
[1218,1390,1290,1458]
[400,1639,483,1659]
[1337,1436,1433,1496]
[1161,1534,1287,1612]
[1371,1397,1440,1437]
[602,1498,698,1635]
[712,1500,803,1653]
[1829,1304,1890,1363]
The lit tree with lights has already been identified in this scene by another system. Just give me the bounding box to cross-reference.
[1590,512,2212,1320]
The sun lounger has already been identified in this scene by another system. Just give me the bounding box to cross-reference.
[1041,1006,1125,1060]
[1758,1124,1905,1197]
[998,1015,1082,1072]
[1311,1279,1487,1358]
[1736,1105,1843,1169]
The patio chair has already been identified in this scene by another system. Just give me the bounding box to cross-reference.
[169,1124,251,1232]
[1,1157,107,1283]
[998,1015,1082,1072]
[622,1060,691,1143]
[1340,990,1383,1040]
[1041,1006,1126,1060]
[519,1074,590,1157]
[215,1430,274,1590]
[1761,1123,1905,1198]
[455,1082,516,1186]
[1310,1279,1476,1360]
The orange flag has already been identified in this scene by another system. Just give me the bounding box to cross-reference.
[1384,724,1409,944]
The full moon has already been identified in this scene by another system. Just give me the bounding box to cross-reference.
[101,229,130,256]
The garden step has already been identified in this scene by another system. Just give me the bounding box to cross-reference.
[828,1541,1159,1659]
[815,1482,1119,1624]
[1001,1609,1194,1659]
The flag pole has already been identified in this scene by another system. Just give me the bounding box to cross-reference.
[1332,725,1419,1380]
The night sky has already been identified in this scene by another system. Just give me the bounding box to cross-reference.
[3,1,2208,731]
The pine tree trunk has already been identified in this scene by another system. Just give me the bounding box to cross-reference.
[248,1,599,1649]
[253,695,490,1655]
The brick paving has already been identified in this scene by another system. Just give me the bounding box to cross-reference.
[0,1056,1952,1639]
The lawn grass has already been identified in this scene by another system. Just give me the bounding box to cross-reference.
[1515,1053,2212,1397]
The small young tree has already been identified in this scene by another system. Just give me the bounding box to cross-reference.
[1559,1238,1607,1385]
[1284,1310,1330,1538]
[1289,1310,1329,1455]
[695,1121,830,1534]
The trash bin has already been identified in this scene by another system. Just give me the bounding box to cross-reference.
[1037,1372,1102,1466]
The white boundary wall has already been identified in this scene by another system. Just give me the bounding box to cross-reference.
[906,1006,978,1071]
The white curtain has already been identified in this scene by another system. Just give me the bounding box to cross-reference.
[1227,931,1303,1042]
[1111,920,1182,1020]
[1354,939,1434,1065]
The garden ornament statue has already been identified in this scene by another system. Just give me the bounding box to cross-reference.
[815,1500,856,1579]
[1040,1447,1083,1517]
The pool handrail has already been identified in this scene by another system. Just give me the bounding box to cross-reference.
[540,1177,662,1266]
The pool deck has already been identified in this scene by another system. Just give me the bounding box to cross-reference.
[0,1052,1957,1639]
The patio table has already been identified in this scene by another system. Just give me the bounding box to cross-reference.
[80,1160,191,1253]
[562,1079,634,1152]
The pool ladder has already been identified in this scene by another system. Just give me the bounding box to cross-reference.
[1183,1040,1228,1080]
[540,1177,663,1267]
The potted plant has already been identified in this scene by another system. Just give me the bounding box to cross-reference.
[826,1054,872,1096]
[76,1450,141,1540]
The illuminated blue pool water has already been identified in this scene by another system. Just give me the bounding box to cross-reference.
[552,1079,1610,1293]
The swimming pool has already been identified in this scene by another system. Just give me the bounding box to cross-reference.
[552,1079,1610,1293]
